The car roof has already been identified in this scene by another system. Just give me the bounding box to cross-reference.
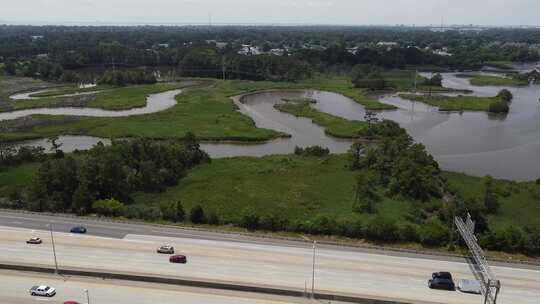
[38,285,48,289]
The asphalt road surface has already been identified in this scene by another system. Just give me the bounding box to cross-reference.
[0,270,308,304]
[0,211,539,303]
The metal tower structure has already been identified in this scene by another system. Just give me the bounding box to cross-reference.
[455,213,501,304]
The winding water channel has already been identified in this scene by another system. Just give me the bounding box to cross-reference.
[6,72,540,181]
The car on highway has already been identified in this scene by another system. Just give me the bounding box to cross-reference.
[428,277,456,291]
[457,279,482,294]
[29,285,56,297]
[432,272,453,281]
[70,226,87,234]
[169,254,187,264]
[157,245,174,254]
[26,237,42,244]
[63,301,80,304]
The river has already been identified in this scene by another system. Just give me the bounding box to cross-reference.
[6,72,540,181]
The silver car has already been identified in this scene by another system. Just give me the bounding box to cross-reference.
[29,285,56,297]
[157,245,175,254]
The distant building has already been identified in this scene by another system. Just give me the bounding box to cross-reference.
[156,43,170,48]
[238,45,262,56]
[377,42,398,47]
[269,48,285,56]
[36,53,49,59]
[30,35,44,40]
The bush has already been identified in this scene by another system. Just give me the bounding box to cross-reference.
[160,201,185,222]
[497,89,513,102]
[418,219,449,246]
[488,101,509,113]
[206,211,221,225]
[239,208,260,231]
[190,205,206,224]
[259,214,288,231]
[92,199,125,217]
[398,224,418,242]
[294,146,330,157]
[366,216,399,242]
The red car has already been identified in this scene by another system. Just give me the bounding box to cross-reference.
[169,255,187,264]
[64,301,80,304]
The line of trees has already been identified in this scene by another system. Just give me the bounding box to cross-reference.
[9,135,209,215]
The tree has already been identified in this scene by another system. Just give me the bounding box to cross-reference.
[497,89,513,102]
[4,58,17,75]
[190,205,206,224]
[366,216,399,242]
[354,170,378,213]
[418,219,449,246]
[484,176,500,214]
[47,136,63,154]
[239,208,260,231]
[424,73,443,87]
[160,201,185,222]
[92,199,125,217]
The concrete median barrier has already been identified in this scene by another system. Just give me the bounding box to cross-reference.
[0,262,408,304]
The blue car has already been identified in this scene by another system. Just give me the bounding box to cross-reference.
[70,226,87,234]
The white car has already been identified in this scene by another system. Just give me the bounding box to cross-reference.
[457,279,482,294]
[29,285,56,297]
[157,245,175,254]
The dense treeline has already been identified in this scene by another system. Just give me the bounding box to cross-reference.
[97,70,157,86]
[2,25,539,83]
[10,136,209,215]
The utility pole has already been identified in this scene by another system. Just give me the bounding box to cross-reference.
[413,69,418,92]
[85,289,90,304]
[222,56,226,81]
[311,240,317,298]
[49,222,59,274]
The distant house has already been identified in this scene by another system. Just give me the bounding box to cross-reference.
[238,45,262,56]
[30,35,44,40]
[269,48,285,56]
[377,42,398,47]
[36,53,49,59]
[156,43,170,48]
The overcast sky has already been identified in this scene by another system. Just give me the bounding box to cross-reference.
[1,0,539,26]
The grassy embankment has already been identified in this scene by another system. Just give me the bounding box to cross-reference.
[275,98,368,138]
[0,75,390,143]
[3,155,539,235]
[398,94,504,112]
[469,75,528,87]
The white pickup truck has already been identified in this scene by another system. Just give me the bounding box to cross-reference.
[29,285,56,297]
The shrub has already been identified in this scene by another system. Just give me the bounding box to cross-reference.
[294,146,330,157]
[160,201,185,222]
[418,219,449,246]
[497,89,513,102]
[206,211,221,225]
[398,224,418,242]
[92,199,125,217]
[239,208,260,231]
[488,101,509,113]
[259,214,288,231]
[366,216,399,242]
[190,205,206,224]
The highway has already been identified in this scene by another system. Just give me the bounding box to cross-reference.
[0,270,307,304]
[0,211,540,303]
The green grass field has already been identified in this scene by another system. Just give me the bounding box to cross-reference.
[399,93,502,112]
[469,75,528,87]
[275,99,368,138]
[132,155,411,224]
